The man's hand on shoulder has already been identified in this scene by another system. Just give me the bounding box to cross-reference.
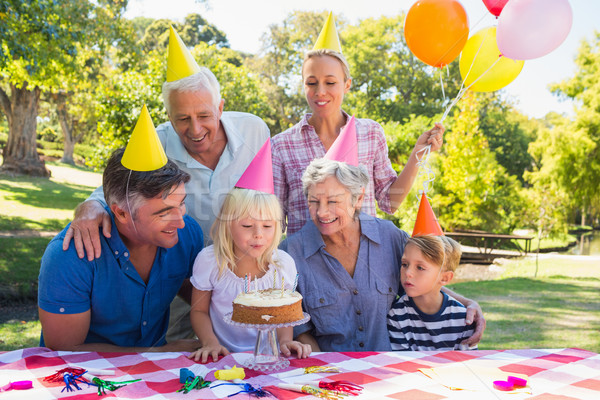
[62,200,112,261]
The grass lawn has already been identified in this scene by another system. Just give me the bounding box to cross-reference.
[448,256,600,353]
[0,161,100,231]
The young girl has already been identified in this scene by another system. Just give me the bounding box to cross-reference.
[188,188,311,363]
[387,235,475,351]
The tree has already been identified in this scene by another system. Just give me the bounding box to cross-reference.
[250,11,329,133]
[548,32,600,225]
[477,94,536,182]
[140,14,229,54]
[0,0,128,176]
[434,93,524,232]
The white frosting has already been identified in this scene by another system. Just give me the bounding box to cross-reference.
[234,289,302,307]
[261,315,274,321]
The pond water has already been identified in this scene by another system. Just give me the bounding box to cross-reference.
[562,232,600,256]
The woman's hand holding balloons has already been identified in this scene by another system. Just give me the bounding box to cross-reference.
[417,123,445,152]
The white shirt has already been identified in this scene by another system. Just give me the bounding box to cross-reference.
[190,246,298,353]
[90,112,270,245]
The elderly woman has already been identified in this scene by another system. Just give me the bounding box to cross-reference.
[280,158,484,351]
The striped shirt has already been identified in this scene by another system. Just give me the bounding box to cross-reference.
[271,111,398,235]
[387,292,475,351]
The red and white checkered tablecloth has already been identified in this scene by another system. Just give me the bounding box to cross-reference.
[1,347,599,399]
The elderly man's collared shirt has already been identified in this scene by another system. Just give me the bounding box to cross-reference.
[38,212,203,347]
[272,112,398,235]
[280,213,409,351]
[90,112,269,245]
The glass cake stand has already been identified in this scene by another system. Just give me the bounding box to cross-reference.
[223,312,310,372]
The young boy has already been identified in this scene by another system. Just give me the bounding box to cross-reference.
[387,235,475,350]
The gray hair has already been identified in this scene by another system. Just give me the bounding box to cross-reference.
[303,49,352,82]
[103,148,190,218]
[302,158,368,206]
[162,67,221,114]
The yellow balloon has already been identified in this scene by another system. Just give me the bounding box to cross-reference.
[459,26,524,92]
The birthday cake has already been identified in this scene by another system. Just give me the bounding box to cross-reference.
[231,289,304,325]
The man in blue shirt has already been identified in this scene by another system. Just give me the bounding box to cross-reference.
[38,148,204,352]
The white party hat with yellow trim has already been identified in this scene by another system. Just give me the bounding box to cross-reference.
[121,105,168,171]
[166,25,201,82]
[313,11,342,53]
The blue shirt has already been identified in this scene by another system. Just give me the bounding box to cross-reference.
[88,112,269,245]
[280,214,409,351]
[387,292,475,351]
[38,212,203,348]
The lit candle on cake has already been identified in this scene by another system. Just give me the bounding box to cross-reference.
[293,273,299,292]
[244,274,248,293]
[273,269,277,289]
[281,276,284,297]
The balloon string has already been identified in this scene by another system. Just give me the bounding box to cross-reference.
[415,143,435,199]
[439,67,446,104]
[440,55,502,122]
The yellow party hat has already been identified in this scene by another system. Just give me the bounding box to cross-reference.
[121,105,168,171]
[166,25,201,82]
[313,11,342,53]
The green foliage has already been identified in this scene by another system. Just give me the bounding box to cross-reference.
[546,32,600,222]
[248,10,329,133]
[0,0,128,90]
[90,51,167,169]
[477,94,536,181]
[140,13,229,54]
[38,126,58,142]
[192,43,276,127]
[378,115,437,231]
[434,94,524,232]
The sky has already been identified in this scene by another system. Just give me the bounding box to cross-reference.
[125,0,599,119]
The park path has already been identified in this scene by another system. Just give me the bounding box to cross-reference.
[0,230,58,238]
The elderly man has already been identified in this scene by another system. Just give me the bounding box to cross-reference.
[39,148,204,351]
[62,29,269,340]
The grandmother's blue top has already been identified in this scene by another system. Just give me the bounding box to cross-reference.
[38,211,203,348]
[280,213,409,351]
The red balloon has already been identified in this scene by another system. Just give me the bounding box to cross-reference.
[482,0,509,17]
[404,0,469,68]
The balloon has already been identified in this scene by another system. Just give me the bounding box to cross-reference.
[404,0,469,68]
[482,0,509,17]
[496,0,572,60]
[459,27,524,92]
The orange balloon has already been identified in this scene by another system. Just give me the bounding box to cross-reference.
[404,0,469,68]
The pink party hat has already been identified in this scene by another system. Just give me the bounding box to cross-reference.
[412,193,444,237]
[324,115,358,166]
[235,139,274,194]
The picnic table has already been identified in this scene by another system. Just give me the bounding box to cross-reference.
[1,347,599,399]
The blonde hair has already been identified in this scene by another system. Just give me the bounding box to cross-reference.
[303,49,352,82]
[211,188,283,277]
[406,235,462,272]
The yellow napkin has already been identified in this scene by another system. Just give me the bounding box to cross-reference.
[419,361,531,394]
